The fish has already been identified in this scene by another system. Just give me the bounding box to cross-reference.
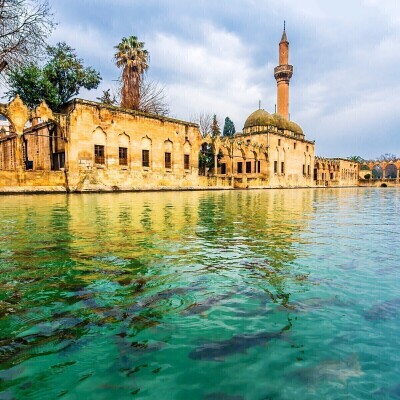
[189,330,285,361]
[280,296,348,313]
[292,353,363,388]
[181,291,234,315]
[374,383,400,399]
[363,298,400,321]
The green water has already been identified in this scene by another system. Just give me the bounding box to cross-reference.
[0,188,399,399]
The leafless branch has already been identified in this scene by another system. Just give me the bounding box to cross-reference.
[138,79,170,116]
[193,111,213,137]
[0,0,55,74]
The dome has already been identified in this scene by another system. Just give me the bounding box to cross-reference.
[273,113,303,135]
[272,113,291,131]
[288,121,303,135]
[244,109,275,129]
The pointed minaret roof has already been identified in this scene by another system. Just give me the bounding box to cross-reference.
[280,21,288,43]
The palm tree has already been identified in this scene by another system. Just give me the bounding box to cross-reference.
[114,36,149,110]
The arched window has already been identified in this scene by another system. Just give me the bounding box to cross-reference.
[93,127,106,165]
[141,136,152,168]
[164,139,173,169]
[183,141,191,170]
[118,133,130,166]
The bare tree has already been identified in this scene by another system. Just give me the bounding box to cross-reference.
[377,153,397,162]
[139,79,169,116]
[194,111,212,137]
[0,0,55,74]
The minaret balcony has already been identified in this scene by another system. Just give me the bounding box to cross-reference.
[274,64,293,81]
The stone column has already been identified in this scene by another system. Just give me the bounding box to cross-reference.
[214,153,218,176]
[15,134,25,171]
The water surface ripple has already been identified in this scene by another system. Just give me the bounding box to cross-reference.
[0,188,399,399]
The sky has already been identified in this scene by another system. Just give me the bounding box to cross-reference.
[46,0,400,159]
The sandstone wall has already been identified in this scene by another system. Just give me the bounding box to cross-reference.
[0,170,66,192]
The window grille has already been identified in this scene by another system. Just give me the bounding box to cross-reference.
[184,154,190,170]
[142,149,150,167]
[165,152,172,169]
[94,145,105,164]
[246,161,252,173]
[119,147,128,165]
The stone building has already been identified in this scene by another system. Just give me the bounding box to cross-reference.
[0,97,208,191]
[215,25,315,188]
[314,157,359,186]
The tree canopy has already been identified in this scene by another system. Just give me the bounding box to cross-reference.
[6,42,101,110]
[115,36,149,110]
[96,89,117,106]
[347,155,364,163]
[223,117,236,137]
[211,114,221,137]
[0,0,55,73]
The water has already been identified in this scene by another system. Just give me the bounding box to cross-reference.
[0,188,399,400]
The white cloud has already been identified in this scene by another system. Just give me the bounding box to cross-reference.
[146,24,274,128]
[8,0,400,159]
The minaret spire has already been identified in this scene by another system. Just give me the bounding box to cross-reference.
[281,21,288,43]
[274,23,293,119]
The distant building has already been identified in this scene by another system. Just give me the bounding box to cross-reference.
[314,157,359,186]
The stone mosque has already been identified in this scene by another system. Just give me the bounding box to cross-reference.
[0,27,365,192]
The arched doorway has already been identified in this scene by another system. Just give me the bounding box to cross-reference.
[372,165,383,179]
[0,114,17,170]
[23,118,66,170]
[385,164,397,179]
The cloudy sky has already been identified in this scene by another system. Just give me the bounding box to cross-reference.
[48,0,400,159]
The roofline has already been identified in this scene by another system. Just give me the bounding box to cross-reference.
[62,98,199,128]
[315,157,361,163]
[235,131,315,144]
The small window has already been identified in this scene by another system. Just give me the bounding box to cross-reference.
[237,162,243,174]
[142,149,150,167]
[274,161,278,174]
[302,164,305,175]
[278,139,281,146]
[294,142,297,150]
[165,152,171,169]
[257,160,261,173]
[221,163,226,174]
[246,161,252,173]
[184,154,190,170]
[308,165,311,176]
[330,172,334,180]
[306,145,309,152]
[119,147,128,166]
[94,145,105,164]
[281,162,285,174]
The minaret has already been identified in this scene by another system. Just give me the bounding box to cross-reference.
[274,22,293,120]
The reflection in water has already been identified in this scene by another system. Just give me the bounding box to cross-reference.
[0,188,399,399]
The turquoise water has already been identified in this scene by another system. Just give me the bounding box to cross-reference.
[0,188,399,399]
